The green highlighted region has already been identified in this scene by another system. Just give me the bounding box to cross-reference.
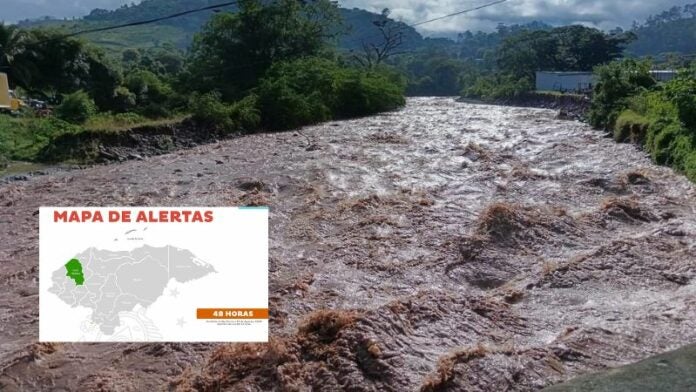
[64,258,85,286]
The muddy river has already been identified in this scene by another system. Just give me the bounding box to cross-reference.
[1,97,695,390]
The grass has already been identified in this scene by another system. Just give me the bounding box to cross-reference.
[0,114,81,162]
[614,110,651,143]
[83,113,187,132]
[0,112,186,163]
[533,90,586,99]
[21,19,189,56]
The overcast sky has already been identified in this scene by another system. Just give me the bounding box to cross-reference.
[2,0,694,35]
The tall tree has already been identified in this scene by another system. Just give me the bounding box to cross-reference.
[352,9,407,68]
[185,0,340,100]
[496,26,634,80]
[0,23,35,88]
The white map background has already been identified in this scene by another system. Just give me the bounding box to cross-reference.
[39,207,269,342]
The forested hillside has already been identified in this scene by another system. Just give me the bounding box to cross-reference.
[17,0,425,54]
[628,4,696,57]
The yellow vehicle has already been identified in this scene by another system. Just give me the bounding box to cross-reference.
[0,72,23,111]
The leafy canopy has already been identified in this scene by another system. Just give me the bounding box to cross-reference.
[185,0,340,100]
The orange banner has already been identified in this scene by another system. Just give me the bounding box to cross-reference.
[197,308,269,320]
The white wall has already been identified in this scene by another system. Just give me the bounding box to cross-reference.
[536,72,595,93]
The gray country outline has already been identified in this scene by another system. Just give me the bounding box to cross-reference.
[48,245,216,335]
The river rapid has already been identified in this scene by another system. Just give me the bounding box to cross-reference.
[1,97,695,390]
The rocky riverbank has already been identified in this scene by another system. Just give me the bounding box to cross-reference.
[38,119,228,164]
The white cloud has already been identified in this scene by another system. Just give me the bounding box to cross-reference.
[339,0,695,34]
[2,0,693,36]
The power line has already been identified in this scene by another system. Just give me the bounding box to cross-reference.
[216,0,512,75]
[410,0,509,28]
[28,0,509,47]
[11,0,511,77]
[29,0,240,46]
[346,0,510,45]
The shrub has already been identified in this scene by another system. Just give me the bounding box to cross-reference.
[646,119,682,164]
[334,68,406,118]
[55,91,97,124]
[190,91,235,130]
[255,57,405,130]
[111,86,137,112]
[667,133,695,171]
[190,92,260,133]
[665,77,696,129]
[685,152,696,182]
[125,70,176,117]
[256,76,332,130]
[589,59,655,130]
[228,94,261,132]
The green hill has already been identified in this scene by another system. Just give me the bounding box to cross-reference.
[627,4,696,57]
[16,0,425,54]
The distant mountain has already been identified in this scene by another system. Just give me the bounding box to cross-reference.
[17,0,426,54]
[21,0,695,61]
[627,4,696,57]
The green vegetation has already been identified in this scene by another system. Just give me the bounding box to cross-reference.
[0,112,180,163]
[55,91,97,124]
[0,0,409,165]
[183,0,404,132]
[458,25,633,101]
[6,0,696,183]
[0,115,81,161]
[18,1,424,56]
[613,110,651,144]
[627,4,696,57]
[184,0,340,100]
[255,58,405,130]
[588,60,655,130]
[64,258,85,286]
[590,61,696,182]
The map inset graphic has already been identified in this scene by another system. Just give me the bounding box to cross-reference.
[40,207,269,343]
[49,245,215,335]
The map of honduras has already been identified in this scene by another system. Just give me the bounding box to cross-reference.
[48,245,216,335]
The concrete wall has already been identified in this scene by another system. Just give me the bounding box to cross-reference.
[536,72,595,93]
[650,70,677,82]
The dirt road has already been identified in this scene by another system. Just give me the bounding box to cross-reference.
[1,98,695,390]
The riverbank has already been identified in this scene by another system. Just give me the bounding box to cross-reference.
[38,118,226,164]
[0,117,228,182]
[460,91,591,121]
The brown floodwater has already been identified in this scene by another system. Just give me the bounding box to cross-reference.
[1,97,695,391]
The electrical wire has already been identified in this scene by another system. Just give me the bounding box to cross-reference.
[28,0,240,46]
